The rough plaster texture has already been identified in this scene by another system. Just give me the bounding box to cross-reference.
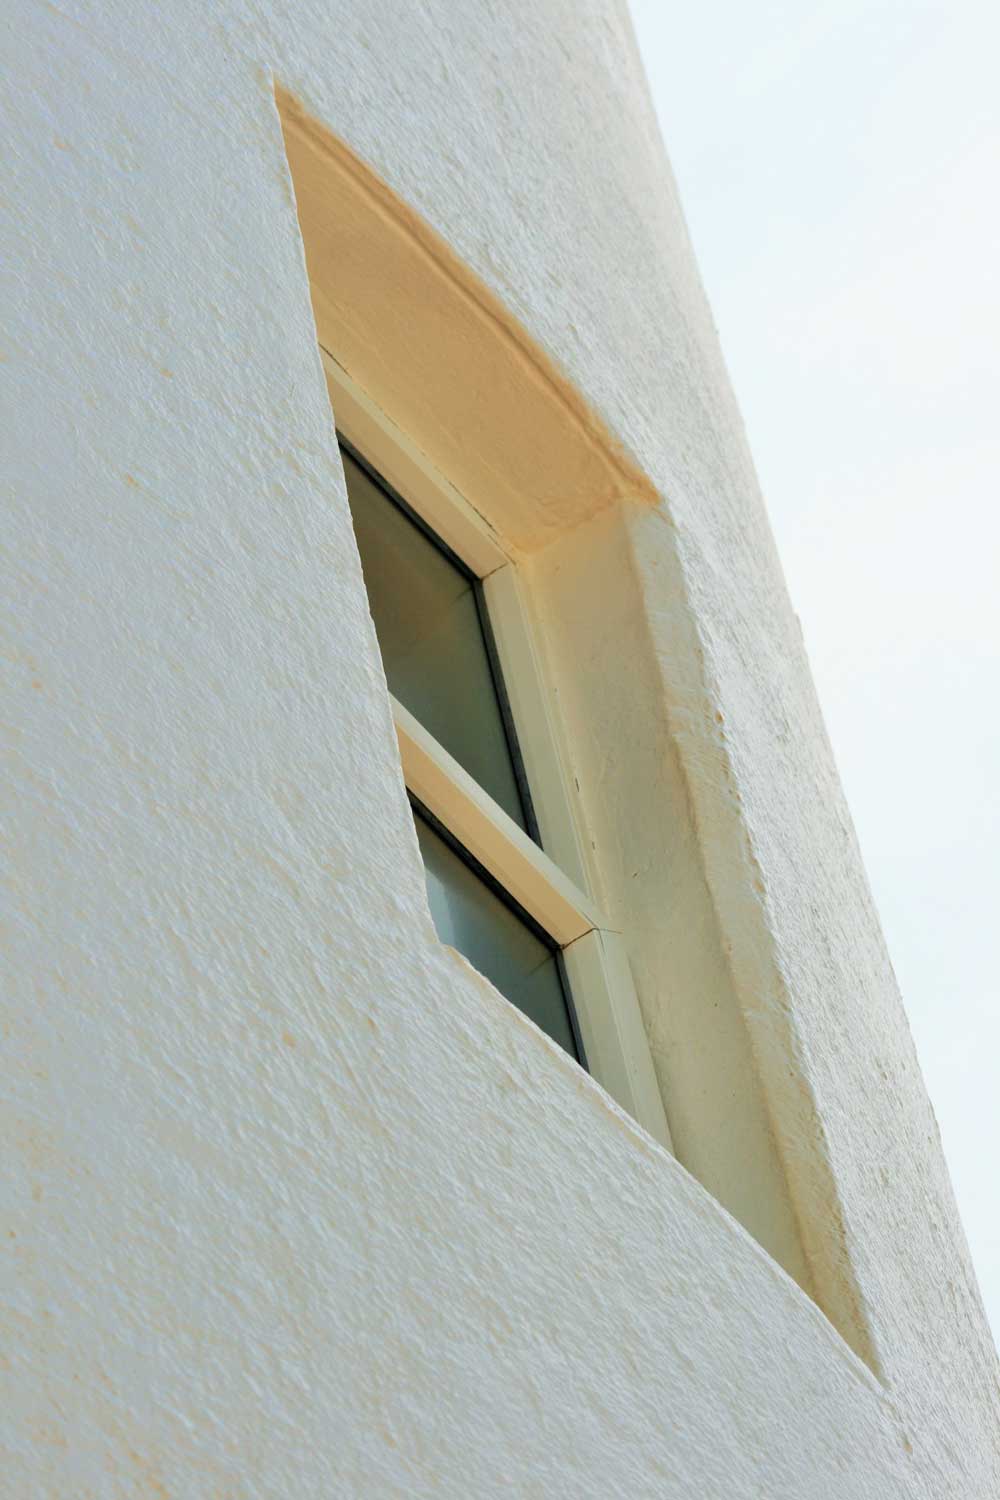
[3,0,999,1495]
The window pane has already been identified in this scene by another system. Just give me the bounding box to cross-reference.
[341,448,529,831]
[413,811,580,1060]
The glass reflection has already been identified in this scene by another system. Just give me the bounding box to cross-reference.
[341,448,528,831]
[414,810,579,1059]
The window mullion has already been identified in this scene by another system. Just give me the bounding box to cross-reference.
[391,694,604,947]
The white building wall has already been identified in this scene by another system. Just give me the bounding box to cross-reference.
[3,1,997,1495]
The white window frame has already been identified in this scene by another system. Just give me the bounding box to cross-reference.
[323,347,672,1152]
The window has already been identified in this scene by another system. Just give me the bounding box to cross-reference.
[340,436,584,1061]
[325,350,671,1147]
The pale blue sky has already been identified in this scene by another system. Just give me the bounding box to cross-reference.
[628,0,1000,1347]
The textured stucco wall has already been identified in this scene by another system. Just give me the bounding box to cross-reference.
[3,0,998,1495]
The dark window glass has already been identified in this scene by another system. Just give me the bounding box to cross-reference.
[413,809,580,1060]
[341,446,529,831]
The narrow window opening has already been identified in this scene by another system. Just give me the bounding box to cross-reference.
[316,349,670,1151]
[339,435,590,1057]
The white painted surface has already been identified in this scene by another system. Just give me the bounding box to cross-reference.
[3,2,998,1497]
[628,0,1000,1354]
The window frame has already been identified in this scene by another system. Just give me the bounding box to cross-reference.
[323,347,672,1151]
